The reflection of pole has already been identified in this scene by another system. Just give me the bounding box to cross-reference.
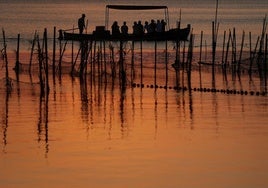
[2,88,10,153]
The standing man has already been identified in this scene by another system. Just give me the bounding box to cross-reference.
[121,21,128,36]
[78,14,86,34]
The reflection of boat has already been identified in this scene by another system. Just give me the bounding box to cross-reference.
[59,5,191,42]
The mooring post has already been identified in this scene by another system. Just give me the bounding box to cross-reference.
[237,30,245,73]
[103,41,107,82]
[264,34,267,90]
[29,31,37,73]
[175,40,180,88]
[131,41,135,84]
[2,29,9,87]
[165,40,168,87]
[154,40,157,86]
[44,28,49,95]
[221,30,226,65]
[15,33,20,75]
[140,40,143,85]
[37,35,44,96]
[53,26,56,77]
[199,31,203,88]
[119,40,126,87]
[187,34,194,90]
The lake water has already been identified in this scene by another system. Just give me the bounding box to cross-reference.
[1,0,268,188]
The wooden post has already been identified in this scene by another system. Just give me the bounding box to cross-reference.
[29,31,37,73]
[232,28,237,72]
[165,40,168,87]
[131,41,135,84]
[15,33,20,75]
[2,29,9,87]
[199,31,203,64]
[37,35,44,96]
[222,30,226,65]
[199,31,203,88]
[225,30,231,66]
[44,28,49,95]
[140,40,143,85]
[265,34,267,89]
[154,40,157,86]
[52,26,56,77]
[237,30,245,73]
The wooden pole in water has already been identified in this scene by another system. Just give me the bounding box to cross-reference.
[187,34,194,90]
[29,31,37,73]
[53,26,56,77]
[154,40,157,86]
[44,28,49,95]
[15,33,20,75]
[237,30,245,73]
[182,41,186,87]
[140,40,143,85]
[131,41,135,84]
[199,31,203,64]
[2,29,9,85]
[103,41,107,82]
[165,40,168,87]
[212,21,215,66]
[225,30,231,66]
[265,34,267,89]
[199,31,203,88]
[37,35,44,96]
[249,32,253,74]
[232,28,237,72]
[222,30,226,65]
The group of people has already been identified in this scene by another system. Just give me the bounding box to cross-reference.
[78,14,167,36]
[111,19,167,36]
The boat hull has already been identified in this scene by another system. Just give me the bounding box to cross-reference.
[60,27,190,42]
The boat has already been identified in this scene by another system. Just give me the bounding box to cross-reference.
[59,5,191,42]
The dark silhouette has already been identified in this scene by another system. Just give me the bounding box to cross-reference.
[132,21,139,35]
[148,19,156,33]
[156,20,162,32]
[137,20,144,35]
[111,21,120,36]
[78,14,86,34]
[121,21,128,35]
[144,21,149,33]
[161,19,166,32]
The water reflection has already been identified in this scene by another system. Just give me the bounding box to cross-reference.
[1,89,10,153]
[37,86,49,156]
[0,68,267,157]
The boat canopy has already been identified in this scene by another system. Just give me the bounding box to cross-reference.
[106,5,168,10]
[105,5,170,30]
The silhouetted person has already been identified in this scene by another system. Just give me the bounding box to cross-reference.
[111,21,120,36]
[78,14,86,34]
[156,20,162,32]
[121,21,128,35]
[148,19,156,33]
[161,19,166,32]
[144,21,149,33]
[137,20,144,36]
[132,21,139,35]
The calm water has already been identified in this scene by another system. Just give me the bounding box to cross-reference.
[1,0,268,188]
